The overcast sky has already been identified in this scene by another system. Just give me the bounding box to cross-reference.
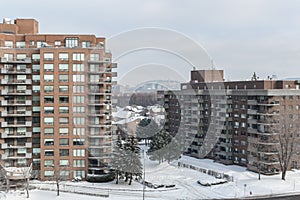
[2,0,300,86]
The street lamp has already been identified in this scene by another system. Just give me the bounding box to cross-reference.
[142,149,146,200]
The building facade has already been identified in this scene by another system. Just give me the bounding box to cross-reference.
[158,69,300,175]
[0,18,117,180]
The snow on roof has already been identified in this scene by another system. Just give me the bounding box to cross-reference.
[112,110,132,119]
[114,116,146,125]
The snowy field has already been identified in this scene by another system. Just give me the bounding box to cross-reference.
[4,153,300,199]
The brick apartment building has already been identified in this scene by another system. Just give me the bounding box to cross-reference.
[158,69,300,175]
[0,18,117,180]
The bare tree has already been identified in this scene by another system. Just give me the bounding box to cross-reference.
[51,161,69,196]
[20,164,32,198]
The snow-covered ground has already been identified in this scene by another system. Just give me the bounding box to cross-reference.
[4,152,300,199]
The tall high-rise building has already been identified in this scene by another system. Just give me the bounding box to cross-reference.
[0,18,117,180]
[159,69,300,175]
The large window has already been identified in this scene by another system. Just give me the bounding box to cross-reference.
[73,138,85,146]
[44,139,54,146]
[44,53,54,61]
[44,85,54,93]
[73,160,85,167]
[44,96,54,103]
[59,74,69,82]
[73,117,85,125]
[59,149,69,156]
[59,138,69,146]
[60,160,69,166]
[44,128,54,135]
[73,85,85,93]
[74,170,85,178]
[4,41,13,48]
[16,41,26,48]
[90,53,100,61]
[44,74,54,82]
[73,128,85,135]
[44,64,54,71]
[73,74,85,82]
[59,106,69,113]
[59,53,69,61]
[32,75,40,83]
[59,128,69,135]
[73,64,84,72]
[44,117,54,125]
[82,41,91,48]
[59,96,69,103]
[73,106,85,113]
[32,64,40,72]
[72,53,84,61]
[66,38,78,48]
[73,149,85,157]
[59,86,69,93]
[59,64,69,71]
[73,96,85,104]
[32,54,40,62]
[59,117,69,124]
[44,106,54,114]
[44,150,54,156]
[44,160,54,167]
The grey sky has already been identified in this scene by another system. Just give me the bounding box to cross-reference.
[2,0,300,85]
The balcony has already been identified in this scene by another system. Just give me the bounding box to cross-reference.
[1,142,32,149]
[1,110,32,117]
[247,109,257,115]
[1,90,32,95]
[1,100,32,106]
[1,68,32,74]
[111,63,117,68]
[2,132,32,138]
[1,121,32,127]
[0,57,32,64]
[247,100,257,105]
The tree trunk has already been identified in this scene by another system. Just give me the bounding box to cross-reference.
[129,174,132,185]
[125,172,128,182]
[57,182,60,196]
[26,178,29,198]
[116,171,119,184]
[282,169,286,180]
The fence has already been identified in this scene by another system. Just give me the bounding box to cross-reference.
[177,162,234,182]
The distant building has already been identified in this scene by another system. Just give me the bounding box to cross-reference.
[158,69,300,175]
[0,18,117,180]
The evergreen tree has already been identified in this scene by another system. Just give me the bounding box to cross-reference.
[123,136,143,185]
[111,136,126,184]
[148,130,181,164]
[136,118,159,145]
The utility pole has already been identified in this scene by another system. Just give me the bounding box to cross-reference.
[142,149,146,200]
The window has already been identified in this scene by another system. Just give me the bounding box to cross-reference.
[73,128,85,135]
[32,54,40,62]
[32,75,40,83]
[73,74,85,82]
[59,85,69,92]
[44,150,54,156]
[89,75,100,82]
[44,171,54,177]
[59,149,69,156]
[73,106,85,113]
[32,64,40,72]
[73,160,85,167]
[66,38,78,48]
[59,128,69,135]
[44,53,54,61]
[73,96,85,104]
[55,41,61,46]
[60,170,70,177]
[73,85,85,93]
[44,160,54,167]
[44,139,54,146]
[82,41,91,48]
[4,53,13,61]
[44,85,54,93]
[44,128,54,135]
[44,74,54,82]
[74,170,85,178]
[59,53,68,61]
[72,53,84,61]
[44,117,54,125]
[33,148,40,156]
[16,54,26,60]
[44,64,54,72]
[90,54,100,61]
[73,117,85,125]
[59,74,69,82]
[16,41,26,48]
[44,106,54,114]
[59,96,69,103]
[73,149,85,157]
[33,106,40,113]
[59,64,69,71]
[59,117,69,124]
[4,41,13,48]
[60,160,69,166]
[59,138,69,146]
[73,138,85,145]
[59,106,69,113]
[44,96,54,103]
[73,64,84,71]
[32,96,40,104]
